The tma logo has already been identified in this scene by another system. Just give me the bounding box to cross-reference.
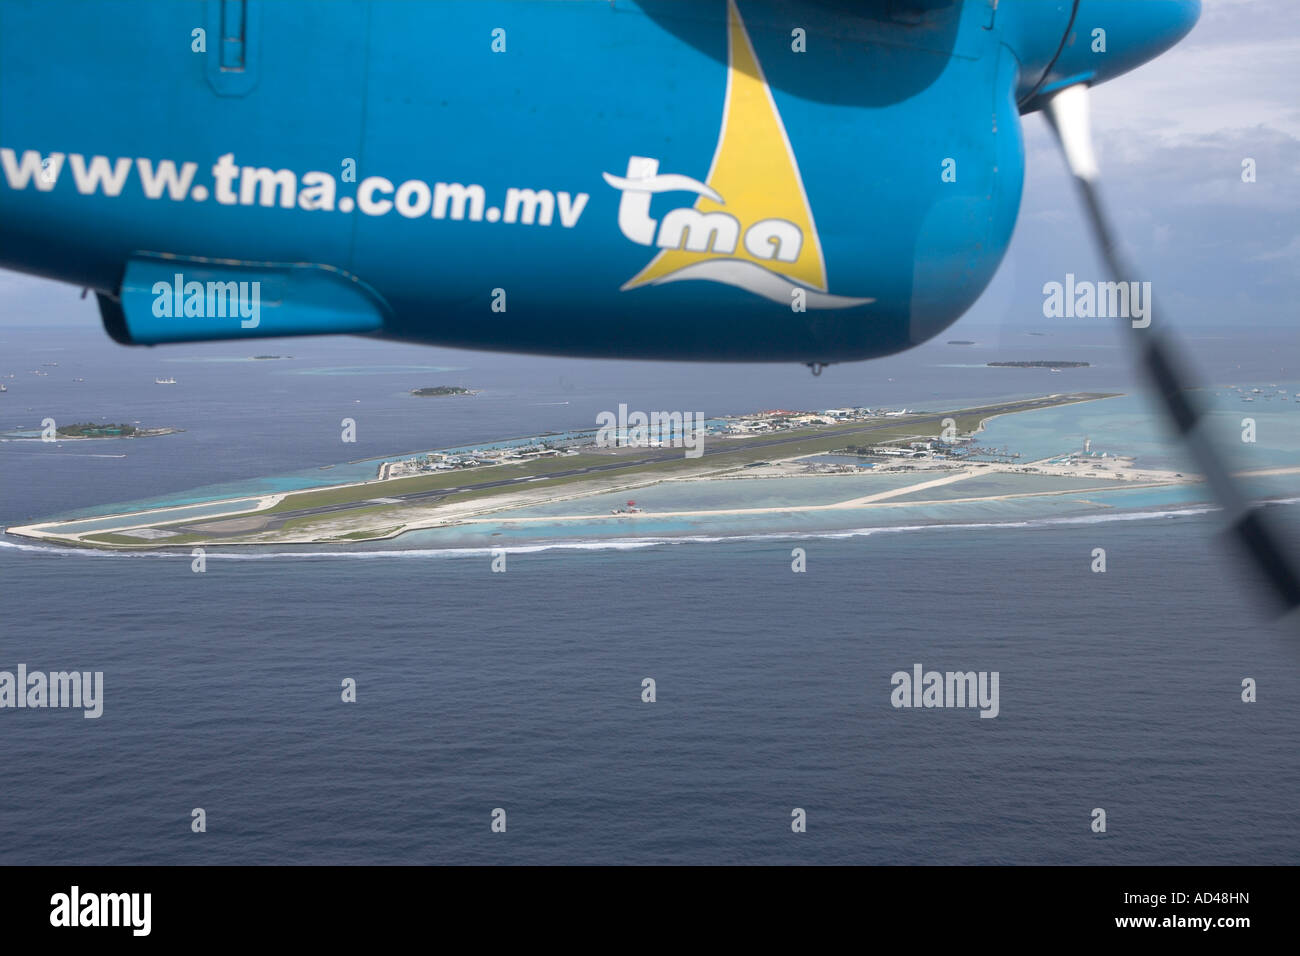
[603,0,872,311]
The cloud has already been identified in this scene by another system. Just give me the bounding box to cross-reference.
[964,0,1300,330]
[1088,0,1300,145]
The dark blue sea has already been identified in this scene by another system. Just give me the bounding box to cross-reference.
[2,319,1297,864]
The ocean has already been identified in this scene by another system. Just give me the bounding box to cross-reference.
[1,319,1297,864]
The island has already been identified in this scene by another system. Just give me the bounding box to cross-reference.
[946,340,976,345]
[53,423,181,439]
[988,361,1090,368]
[251,355,292,360]
[0,421,181,440]
[411,385,479,397]
[4,393,1167,551]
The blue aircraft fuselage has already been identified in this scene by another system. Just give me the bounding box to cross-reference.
[0,0,1199,361]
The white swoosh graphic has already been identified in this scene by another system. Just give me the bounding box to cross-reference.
[601,171,724,203]
[632,259,875,309]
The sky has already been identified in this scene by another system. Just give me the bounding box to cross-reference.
[970,0,1300,330]
[0,0,1295,332]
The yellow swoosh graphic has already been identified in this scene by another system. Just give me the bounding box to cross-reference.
[623,0,846,300]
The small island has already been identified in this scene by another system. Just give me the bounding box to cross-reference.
[54,423,181,438]
[947,340,976,346]
[411,385,479,397]
[251,355,292,360]
[988,361,1090,369]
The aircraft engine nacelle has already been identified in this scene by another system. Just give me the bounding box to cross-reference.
[0,0,1199,363]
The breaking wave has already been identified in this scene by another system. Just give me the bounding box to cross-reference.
[8,498,1296,561]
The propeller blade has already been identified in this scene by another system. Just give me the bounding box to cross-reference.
[1045,83,1300,615]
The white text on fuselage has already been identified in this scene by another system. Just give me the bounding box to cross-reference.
[0,148,590,228]
[604,156,802,259]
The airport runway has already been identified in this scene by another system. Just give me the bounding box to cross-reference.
[182,394,1102,536]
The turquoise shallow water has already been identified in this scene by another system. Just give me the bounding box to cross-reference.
[975,389,1300,472]
[409,491,1178,551]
